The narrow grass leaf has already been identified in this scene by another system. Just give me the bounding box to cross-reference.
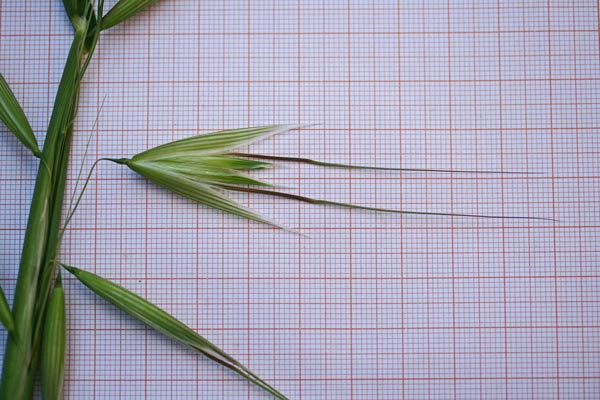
[40,274,66,400]
[0,73,40,157]
[0,286,15,336]
[101,0,160,31]
[132,125,301,161]
[63,265,290,400]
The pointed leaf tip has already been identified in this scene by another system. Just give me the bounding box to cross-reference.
[60,264,79,275]
[0,73,41,157]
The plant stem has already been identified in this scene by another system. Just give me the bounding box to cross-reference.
[32,97,79,358]
[0,28,86,400]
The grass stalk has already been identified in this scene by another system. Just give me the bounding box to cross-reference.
[0,24,87,400]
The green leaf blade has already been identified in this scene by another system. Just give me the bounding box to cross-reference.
[101,0,160,31]
[63,265,290,400]
[0,73,41,157]
[40,275,66,400]
[0,285,15,336]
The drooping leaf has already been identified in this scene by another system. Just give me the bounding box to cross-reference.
[0,285,15,336]
[40,274,66,400]
[0,73,41,157]
[63,265,290,400]
[101,0,160,31]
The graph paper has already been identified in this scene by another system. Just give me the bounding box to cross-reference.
[1,0,599,399]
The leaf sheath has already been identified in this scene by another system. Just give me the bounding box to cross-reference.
[40,275,66,400]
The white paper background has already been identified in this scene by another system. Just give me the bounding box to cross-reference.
[1,1,599,399]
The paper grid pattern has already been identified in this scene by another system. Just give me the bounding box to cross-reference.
[1,1,599,399]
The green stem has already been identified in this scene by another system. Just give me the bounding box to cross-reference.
[31,121,76,359]
[0,28,86,400]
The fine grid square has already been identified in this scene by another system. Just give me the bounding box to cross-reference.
[0,0,599,399]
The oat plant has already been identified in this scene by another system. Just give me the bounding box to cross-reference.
[0,1,545,399]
